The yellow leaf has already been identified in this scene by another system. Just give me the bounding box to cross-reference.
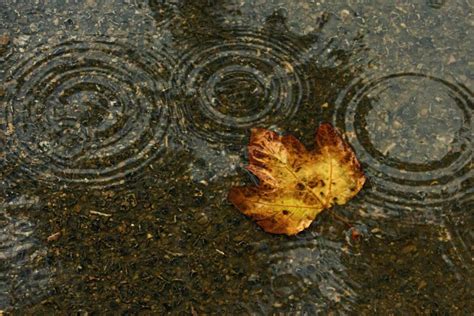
[228,123,366,235]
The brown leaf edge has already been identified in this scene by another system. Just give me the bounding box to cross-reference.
[229,123,366,235]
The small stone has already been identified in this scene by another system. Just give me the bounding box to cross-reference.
[14,35,30,47]
[0,34,9,56]
[340,9,351,22]
[371,227,381,234]
[117,224,127,233]
[0,33,9,46]
[418,280,427,290]
[401,244,417,254]
[86,0,97,7]
[447,54,456,65]
[47,232,61,242]
[196,212,209,225]
[392,120,402,129]
[248,273,259,282]
[121,193,137,208]
[29,23,38,33]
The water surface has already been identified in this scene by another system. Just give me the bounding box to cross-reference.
[0,0,472,314]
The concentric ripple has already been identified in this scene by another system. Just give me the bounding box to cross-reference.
[171,30,310,144]
[148,0,181,27]
[3,38,173,187]
[334,73,472,210]
[1,199,51,310]
[247,237,357,313]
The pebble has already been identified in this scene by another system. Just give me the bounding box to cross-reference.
[0,33,9,46]
[196,212,209,225]
[340,9,351,22]
[13,35,30,47]
[447,54,456,65]
[86,0,97,7]
[0,33,9,56]
[401,244,417,254]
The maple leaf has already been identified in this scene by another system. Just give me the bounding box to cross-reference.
[228,123,366,235]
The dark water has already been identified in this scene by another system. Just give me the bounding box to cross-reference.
[0,0,472,314]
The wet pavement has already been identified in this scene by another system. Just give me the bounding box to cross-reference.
[0,0,472,314]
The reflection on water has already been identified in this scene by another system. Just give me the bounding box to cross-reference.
[0,0,472,313]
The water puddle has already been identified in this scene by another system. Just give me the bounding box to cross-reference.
[334,73,472,211]
[0,196,53,309]
[0,0,472,313]
[243,234,358,314]
[171,29,311,145]
[2,37,174,188]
